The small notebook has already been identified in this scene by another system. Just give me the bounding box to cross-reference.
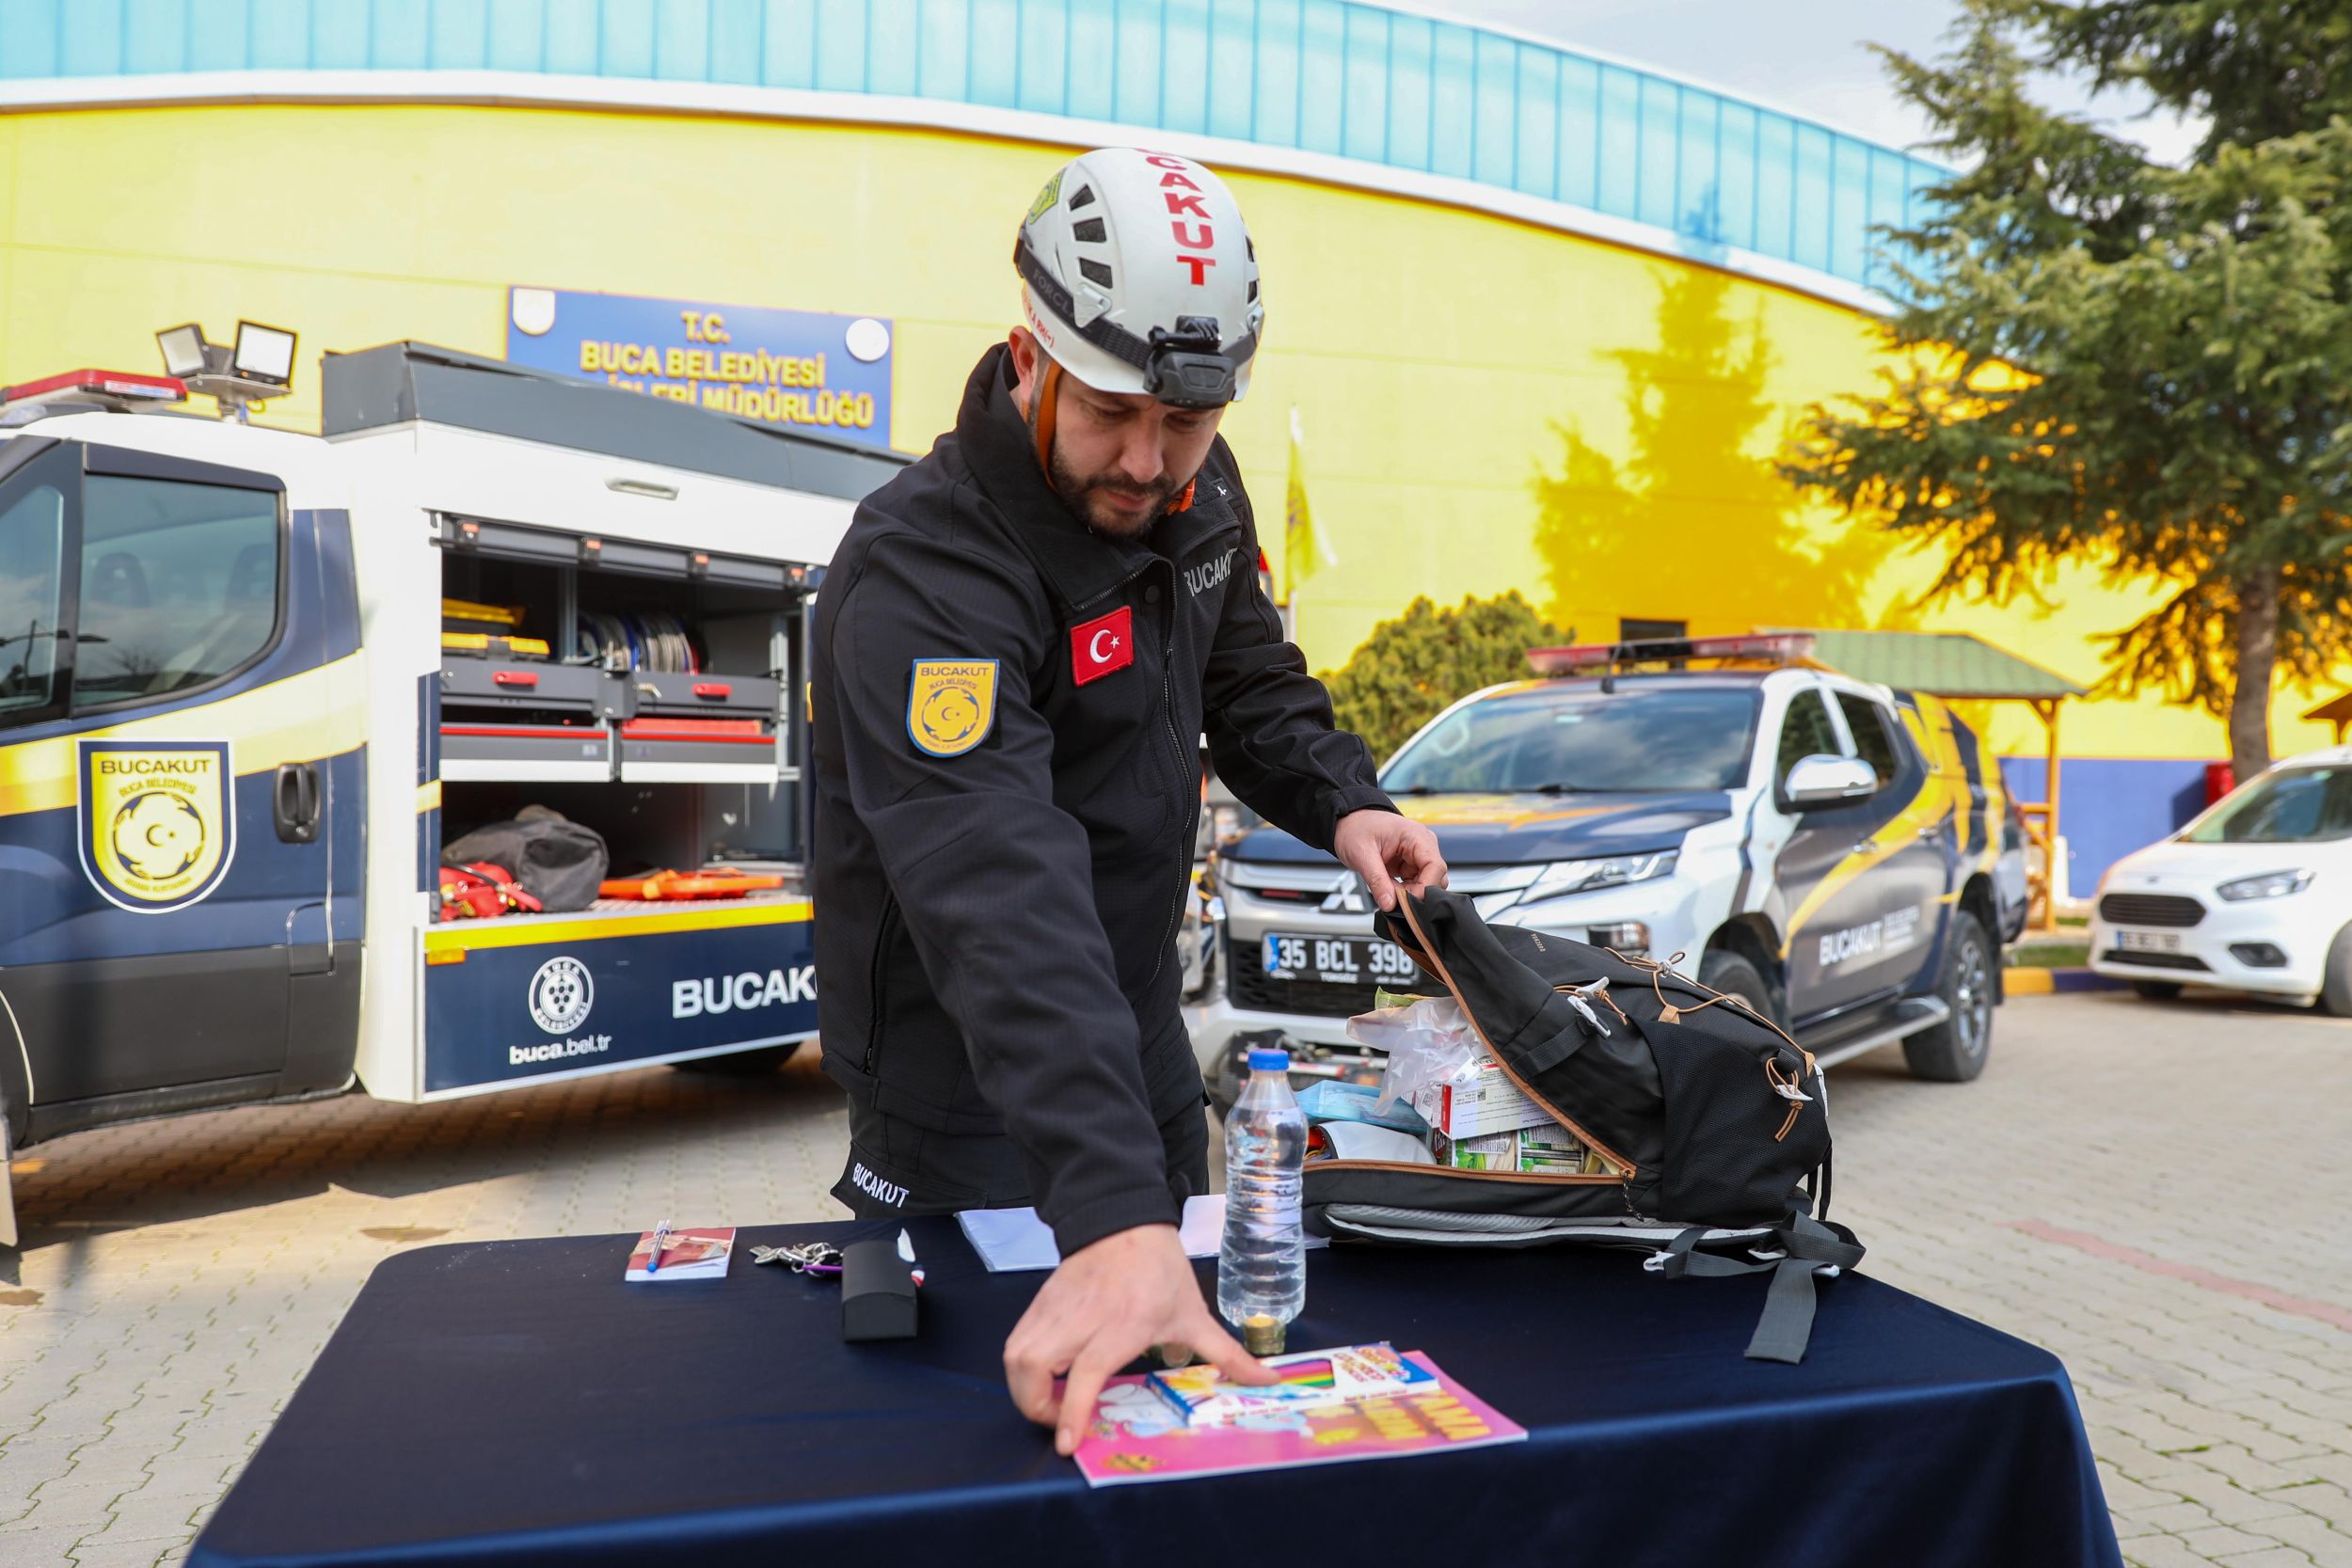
[625,1227,735,1281]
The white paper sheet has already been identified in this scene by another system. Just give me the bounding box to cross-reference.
[957,1195,1327,1273]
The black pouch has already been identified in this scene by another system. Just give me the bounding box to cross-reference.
[442,807,610,912]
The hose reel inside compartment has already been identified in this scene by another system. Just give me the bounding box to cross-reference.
[434,513,812,787]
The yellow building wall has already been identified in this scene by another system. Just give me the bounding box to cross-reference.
[0,101,2338,766]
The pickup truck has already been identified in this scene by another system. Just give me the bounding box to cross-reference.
[1192,634,2028,1106]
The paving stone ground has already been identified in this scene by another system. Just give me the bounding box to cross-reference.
[2,990,2348,1567]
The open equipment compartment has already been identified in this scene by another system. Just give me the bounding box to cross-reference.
[435,514,814,791]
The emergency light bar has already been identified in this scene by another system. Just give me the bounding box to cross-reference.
[1527,632,1817,676]
[0,368,188,413]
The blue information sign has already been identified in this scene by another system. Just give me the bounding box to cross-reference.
[505,286,896,452]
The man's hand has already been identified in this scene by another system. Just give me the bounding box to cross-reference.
[1333,809,1449,912]
[1005,1224,1276,1455]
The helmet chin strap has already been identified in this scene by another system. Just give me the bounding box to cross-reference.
[1031,356,1063,489]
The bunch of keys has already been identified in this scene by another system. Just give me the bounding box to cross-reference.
[752,1241,843,1278]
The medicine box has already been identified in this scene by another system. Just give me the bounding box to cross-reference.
[1432,1126,1596,1173]
[1409,1056,1558,1138]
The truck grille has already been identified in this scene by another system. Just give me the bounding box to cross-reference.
[1228,964,1380,1020]
[2098,894,2205,928]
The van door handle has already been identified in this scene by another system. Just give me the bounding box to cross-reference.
[274,763,321,844]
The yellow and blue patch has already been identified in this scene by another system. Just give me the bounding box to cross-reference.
[907,659,997,757]
[76,738,236,913]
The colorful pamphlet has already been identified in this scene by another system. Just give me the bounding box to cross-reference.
[1076,1350,1523,1486]
[1148,1342,1437,1426]
[625,1226,735,1281]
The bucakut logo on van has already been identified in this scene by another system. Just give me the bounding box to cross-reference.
[672,966,818,1019]
[1817,907,1921,970]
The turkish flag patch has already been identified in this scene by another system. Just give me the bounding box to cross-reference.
[1071,606,1135,686]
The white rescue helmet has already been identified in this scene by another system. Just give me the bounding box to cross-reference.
[1014,148,1263,408]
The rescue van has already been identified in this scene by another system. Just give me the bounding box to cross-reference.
[0,341,906,1244]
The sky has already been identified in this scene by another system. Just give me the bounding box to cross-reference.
[1432,0,2205,166]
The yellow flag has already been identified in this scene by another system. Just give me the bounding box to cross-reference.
[1283,405,1334,605]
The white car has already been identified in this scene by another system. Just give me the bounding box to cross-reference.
[2090,746,2352,1012]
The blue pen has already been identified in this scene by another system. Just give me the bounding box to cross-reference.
[644,1216,673,1275]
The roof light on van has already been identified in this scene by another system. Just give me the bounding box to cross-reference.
[151,319,297,421]
[0,369,189,414]
[1527,632,1817,675]
[232,321,298,386]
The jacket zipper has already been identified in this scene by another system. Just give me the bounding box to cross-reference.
[1141,566,1189,990]
[861,892,901,1075]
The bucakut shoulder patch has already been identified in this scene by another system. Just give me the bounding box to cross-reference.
[907,659,997,757]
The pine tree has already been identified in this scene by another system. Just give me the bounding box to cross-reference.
[1321,593,1563,763]
[1781,0,2352,776]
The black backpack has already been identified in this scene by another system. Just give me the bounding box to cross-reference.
[1301,887,1863,1362]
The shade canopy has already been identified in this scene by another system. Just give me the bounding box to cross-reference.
[1774,629,2087,703]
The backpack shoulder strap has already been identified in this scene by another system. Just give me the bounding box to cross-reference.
[1646,1213,1865,1364]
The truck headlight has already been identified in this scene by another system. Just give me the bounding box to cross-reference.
[2216,868,2313,901]
[1521,850,1678,902]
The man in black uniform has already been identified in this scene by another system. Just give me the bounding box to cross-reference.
[810,148,1446,1452]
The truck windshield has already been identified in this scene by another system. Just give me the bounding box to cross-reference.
[2183,766,2352,844]
[1382,686,1759,794]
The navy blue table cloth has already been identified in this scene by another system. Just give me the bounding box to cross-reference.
[191,1216,2121,1568]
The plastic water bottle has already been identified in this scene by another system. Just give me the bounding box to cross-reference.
[1217,1048,1309,1355]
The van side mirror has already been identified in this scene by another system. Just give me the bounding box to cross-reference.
[1784,753,1878,809]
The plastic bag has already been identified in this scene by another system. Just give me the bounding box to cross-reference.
[1346,995,1483,1114]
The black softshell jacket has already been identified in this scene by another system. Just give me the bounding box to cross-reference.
[811,345,1391,1253]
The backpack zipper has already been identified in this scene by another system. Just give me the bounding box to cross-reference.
[1393,897,1638,1178]
[1308,1158,1620,1184]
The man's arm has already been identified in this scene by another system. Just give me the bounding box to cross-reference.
[830,534,1170,1252]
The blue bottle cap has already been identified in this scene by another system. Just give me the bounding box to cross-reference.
[1247,1048,1290,1073]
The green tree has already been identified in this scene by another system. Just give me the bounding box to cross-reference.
[1321,593,1563,763]
[1780,0,2352,776]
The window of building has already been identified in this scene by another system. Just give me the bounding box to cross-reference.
[74,476,280,709]
[1619,617,1687,642]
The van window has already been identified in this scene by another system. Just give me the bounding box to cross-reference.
[1775,689,1845,784]
[1835,692,1902,787]
[74,476,280,708]
[0,479,67,719]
